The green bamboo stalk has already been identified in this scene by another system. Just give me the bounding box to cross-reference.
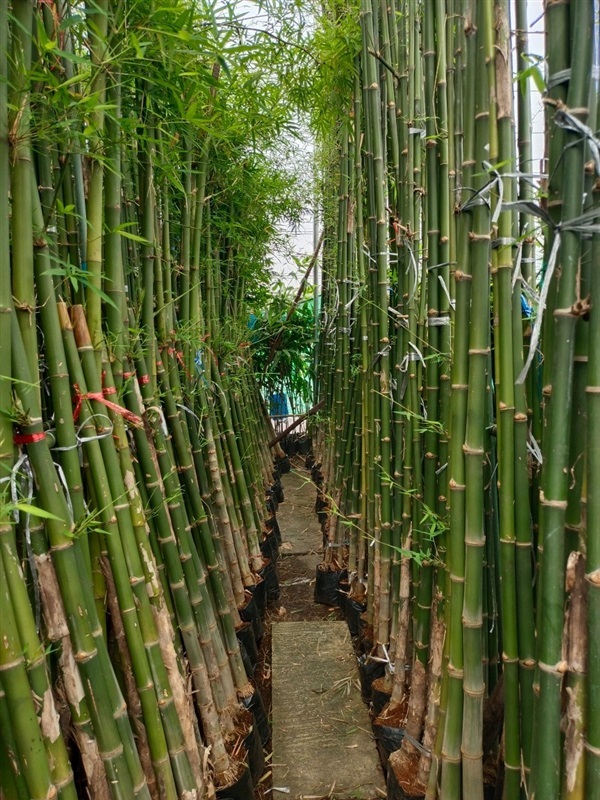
[104,71,127,390]
[10,0,38,387]
[128,343,242,783]
[491,1,521,794]
[0,557,57,800]
[512,6,537,783]
[68,307,206,797]
[1,516,77,799]
[585,99,600,800]
[459,9,493,795]
[530,0,593,795]
[84,0,109,357]
[361,0,393,652]
[439,3,476,795]
[0,676,30,799]
[0,0,12,487]
[12,309,149,800]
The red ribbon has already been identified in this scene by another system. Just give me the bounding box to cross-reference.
[14,431,46,445]
[72,384,143,428]
[165,347,192,379]
[176,351,192,379]
[139,374,150,385]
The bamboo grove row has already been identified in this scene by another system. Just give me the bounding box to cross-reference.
[313,0,599,798]
[0,2,290,798]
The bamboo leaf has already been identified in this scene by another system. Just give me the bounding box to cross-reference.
[14,503,63,521]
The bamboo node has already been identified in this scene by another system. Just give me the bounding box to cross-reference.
[586,568,600,586]
[539,494,568,509]
[74,647,98,664]
[539,659,568,675]
[454,269,473,281]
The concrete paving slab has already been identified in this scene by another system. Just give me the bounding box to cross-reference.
[272,621,385,800]
[277,469,323,556]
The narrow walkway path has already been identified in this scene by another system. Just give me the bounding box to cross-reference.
[269,462,385,800]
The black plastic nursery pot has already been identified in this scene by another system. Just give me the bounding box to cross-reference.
[266,514,282,544]
[298,436,311,455]
[260,528,280,564]
[266,496,277,514]
[239,590,264,643]
[373,718,405,774]
[236,621,258,675]
[249,575,267,618]
[315,492,328,514]
[259,555,280,604]
[345,596,367,640]
[370,676,392,718]
[337,571,350,615]
[242,689,270,747]
[215,760,254,800]
[317,509,328,528]
[285,437,298,457]
[276,455,290,474]
[237,637,254,679]
[314,563,344,606]
[357,653,386,703]
[243,719,265,783]
[273,480,284,504]
[266,488,279,513]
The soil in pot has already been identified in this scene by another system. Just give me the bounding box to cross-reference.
[386,749,425,800]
